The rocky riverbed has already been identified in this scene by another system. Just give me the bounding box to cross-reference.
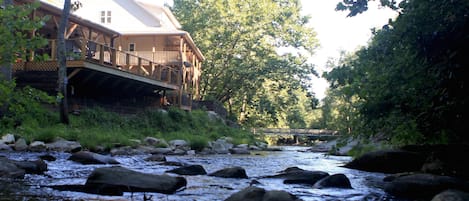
[2,133,469,201]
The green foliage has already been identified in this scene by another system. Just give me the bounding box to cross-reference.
[336,0,399,17]
[0,1,48,64]
[172,0,319,127]
[323,0,469,144]
[0,80,56,130]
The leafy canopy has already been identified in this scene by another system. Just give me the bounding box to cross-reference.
[172,0,319,127]
[323,0,469,144]
[0,1,48,65]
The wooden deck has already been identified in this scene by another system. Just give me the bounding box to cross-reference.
[13,39,192,110]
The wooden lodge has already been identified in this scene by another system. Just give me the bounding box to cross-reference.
[12,0,204,112]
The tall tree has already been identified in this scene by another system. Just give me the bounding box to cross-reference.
[172,0,319,126]
[324,0,469,144]
[57,0,71,124]
[0,0,46,80]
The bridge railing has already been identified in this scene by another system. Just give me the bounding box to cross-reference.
[253,128,339,136]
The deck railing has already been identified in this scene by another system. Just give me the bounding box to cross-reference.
[17,39,183,86]
[13,39,197,109]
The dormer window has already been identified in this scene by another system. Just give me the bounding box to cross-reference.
[100,10,111,23]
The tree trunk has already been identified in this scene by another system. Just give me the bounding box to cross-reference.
[57,0,71,124]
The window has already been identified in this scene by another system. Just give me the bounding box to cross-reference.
[100,10,111,23]
[129,43,135,52]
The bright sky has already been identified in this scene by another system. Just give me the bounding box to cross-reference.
[300,0,398,100]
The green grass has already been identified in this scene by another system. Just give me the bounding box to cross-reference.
[1,82,256,150]
[3,106,255,150]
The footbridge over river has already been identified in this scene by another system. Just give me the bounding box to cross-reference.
[252,128,340,145]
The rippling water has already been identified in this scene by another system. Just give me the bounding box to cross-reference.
[1,147,400,201]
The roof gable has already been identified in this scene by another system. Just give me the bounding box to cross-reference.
[49,0,182,34]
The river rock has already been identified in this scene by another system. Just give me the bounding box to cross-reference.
[431,189,469,201]
[255,142,268,149]
[110,146,140,155]
[313,173,352,189]
[1,134,15,144]
[229,147,251,155]
[249,145,262,151]
[39,154,56,161]
[167,148,186,155]
[150,147,173,154]
[0,157,25,179]
[209,166,248,179]
[69,151,120,164]
[29,141,47,152]
[144,137,169,147]
[169,139,190,150]
[11,159,47,174]
[224,186,302,201]
[166,165,207,175]
[384,173,469,199]
[210,138,234,154]
[265,167,329,185]
[144,154,166,162]
[134,145,158,154]
[46,138,82,152]
[0,142,12,151]
[84,166,187,195]
[14,138,28,151]
[343,149,425,173]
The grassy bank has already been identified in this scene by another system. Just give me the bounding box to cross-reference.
[0,82,256,150]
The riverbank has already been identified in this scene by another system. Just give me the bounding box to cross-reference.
[0,106,259,152]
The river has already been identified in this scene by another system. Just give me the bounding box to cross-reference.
[1,146,403,201]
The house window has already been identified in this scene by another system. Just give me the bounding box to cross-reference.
[129,43,135,52]
[100,10,111,23]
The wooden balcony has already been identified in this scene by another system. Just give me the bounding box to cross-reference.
[13,39,194,110]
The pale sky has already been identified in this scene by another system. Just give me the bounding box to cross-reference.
[300,0,398,100]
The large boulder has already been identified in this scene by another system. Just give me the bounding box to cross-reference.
[68,151,120,165]
[46,138,82,152]
[431,189,469,201]
[29,141,47,152]
[210,139,234,154]
[144,154,166,162]
[169,139,190,151]
[144,137,169,147]
[313,173,352,189]
[0,157,25,179]
[0,142,12,151]
[384,173,469,199]
[166,165,207,175]
[343,150,425,173]
[110,146,141,155]
[11,159,48,174]
[14,138,28,151]
[224,186,302,201]
[229,147,251,155]
[1,134,15,144]
[209,166,248,179]
[84,166,187,195]
[264,167,329,185]
[150,147,173,155]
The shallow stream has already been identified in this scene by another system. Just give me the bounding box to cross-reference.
[1,147,403,201]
